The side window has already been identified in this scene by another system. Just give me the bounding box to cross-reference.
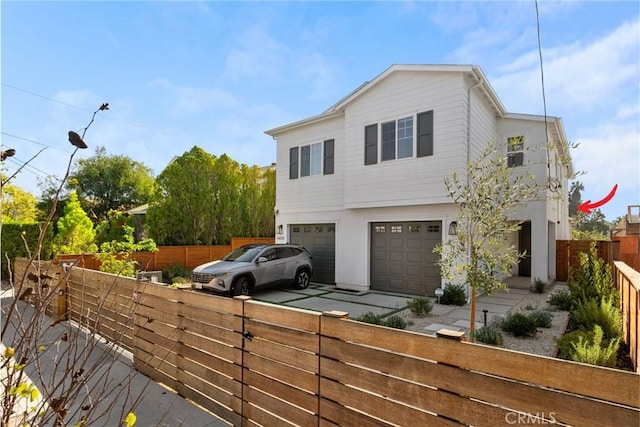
[261,248,277,261]
[301,145,311,177]
[507,135,524,167]
[276,247,294,259]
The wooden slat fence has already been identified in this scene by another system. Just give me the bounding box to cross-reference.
[54,237,275,272]
[12,262,640,425]
[556,240,612,281]
[614,261,640,372]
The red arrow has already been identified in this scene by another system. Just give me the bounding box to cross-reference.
[577,184,618,214]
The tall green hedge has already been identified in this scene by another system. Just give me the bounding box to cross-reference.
[1,223,54,281]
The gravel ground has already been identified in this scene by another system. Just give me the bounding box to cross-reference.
[400,291,570,357]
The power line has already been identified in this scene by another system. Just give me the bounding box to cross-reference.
[2,82,185,139]
[1,131,69,151]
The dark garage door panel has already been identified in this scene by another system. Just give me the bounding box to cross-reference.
[290,224,335,284]
[371,221,441,295]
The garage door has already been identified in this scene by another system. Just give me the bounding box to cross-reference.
[371,221,441,295]
[290,224,335,285]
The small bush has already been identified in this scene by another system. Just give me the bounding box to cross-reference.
[531,278,547,294]
[556,329,592,359]
[528,310,553,328]
[383,315,408,330]
[568,242,618,305]
[162,264,191,283]
[500,312,538,337]
[440,284,467,306]
[548,288,572,311]
[570,325,620,367]
[473,325,504,346]
[355,311,384,325]
[571,296,622,340]
[406,296,434,317]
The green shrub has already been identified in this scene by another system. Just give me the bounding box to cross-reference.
[528,310,553,328]
[571,296,622,340]
[383,315,408,330]
[556,329,591,359]
[531,278,547,294]
[473,325,504,346]
[406,296,434,317]
[568,242,618,304]
[548,288,572,311]
[440,284,467,306]
[1,223,54,279]
[500,312,538,337]
[569,325,620,367]
[162,264,191,283]
[355,311,384,325]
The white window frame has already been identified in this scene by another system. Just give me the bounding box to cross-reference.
[507,135,524,168]
[380,115,413,162]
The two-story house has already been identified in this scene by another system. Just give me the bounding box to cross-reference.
[265,64,572,295]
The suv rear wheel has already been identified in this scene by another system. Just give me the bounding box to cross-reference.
[295,269,310,289]
[233,277,252,296]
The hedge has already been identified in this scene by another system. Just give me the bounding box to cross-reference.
[1,223,54,280]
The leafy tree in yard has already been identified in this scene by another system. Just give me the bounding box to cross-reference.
[435,138,540,340]
[54,191,96,254]
[1,180,39,223]
[69,146,155,221]
[568,181,610,240]
[146,146,275,245]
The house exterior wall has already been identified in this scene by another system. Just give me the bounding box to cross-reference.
[342,71,469,208]
[274,115,344,214]
[270,66,570,291]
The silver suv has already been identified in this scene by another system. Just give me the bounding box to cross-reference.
[191,244,313,295]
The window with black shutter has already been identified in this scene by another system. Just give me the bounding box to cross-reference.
[289,147,299,179]
[417,110,433,157]
[365,124,378,165]
[323,139,334,175]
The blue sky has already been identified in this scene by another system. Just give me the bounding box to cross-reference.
[2,1,638,221]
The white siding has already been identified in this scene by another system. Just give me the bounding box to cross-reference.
[342,71,469,208]
[274,115,344,214]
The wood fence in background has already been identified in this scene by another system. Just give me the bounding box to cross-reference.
[12,262,638,426]
[54,237,275,272]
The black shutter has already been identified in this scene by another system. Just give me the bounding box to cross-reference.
[364,124,378,165]
[301,145,311,177]
[417,110,433,157]
[289,147,299,179]
[323,139,334,175]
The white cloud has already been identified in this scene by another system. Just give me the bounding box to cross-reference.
[221,26,288,82]
[492,19,640,114]
[572,122,639,198]
[150,78,239,117]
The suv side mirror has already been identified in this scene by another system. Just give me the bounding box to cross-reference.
[256,256,268,263]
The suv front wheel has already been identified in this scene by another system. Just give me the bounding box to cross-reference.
[294,269,310,289]
[232,277,252,296]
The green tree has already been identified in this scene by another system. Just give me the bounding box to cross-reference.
[54,191,96,254]
[572,209,610,240]
[435,138,540,340]
[69,146,155,220]
[146,147,275,245]
[568,181,584,217]
[1,181,39,223]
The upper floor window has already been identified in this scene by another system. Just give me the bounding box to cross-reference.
[365,110,432,165]
[507,135,524,167]
[290,139,335,179]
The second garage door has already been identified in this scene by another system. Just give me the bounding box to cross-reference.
[370,221,441,295]
[290,224,335,285]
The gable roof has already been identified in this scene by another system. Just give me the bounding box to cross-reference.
[265,64,507,136]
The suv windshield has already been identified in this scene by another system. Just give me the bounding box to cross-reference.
[223,246,264,262]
